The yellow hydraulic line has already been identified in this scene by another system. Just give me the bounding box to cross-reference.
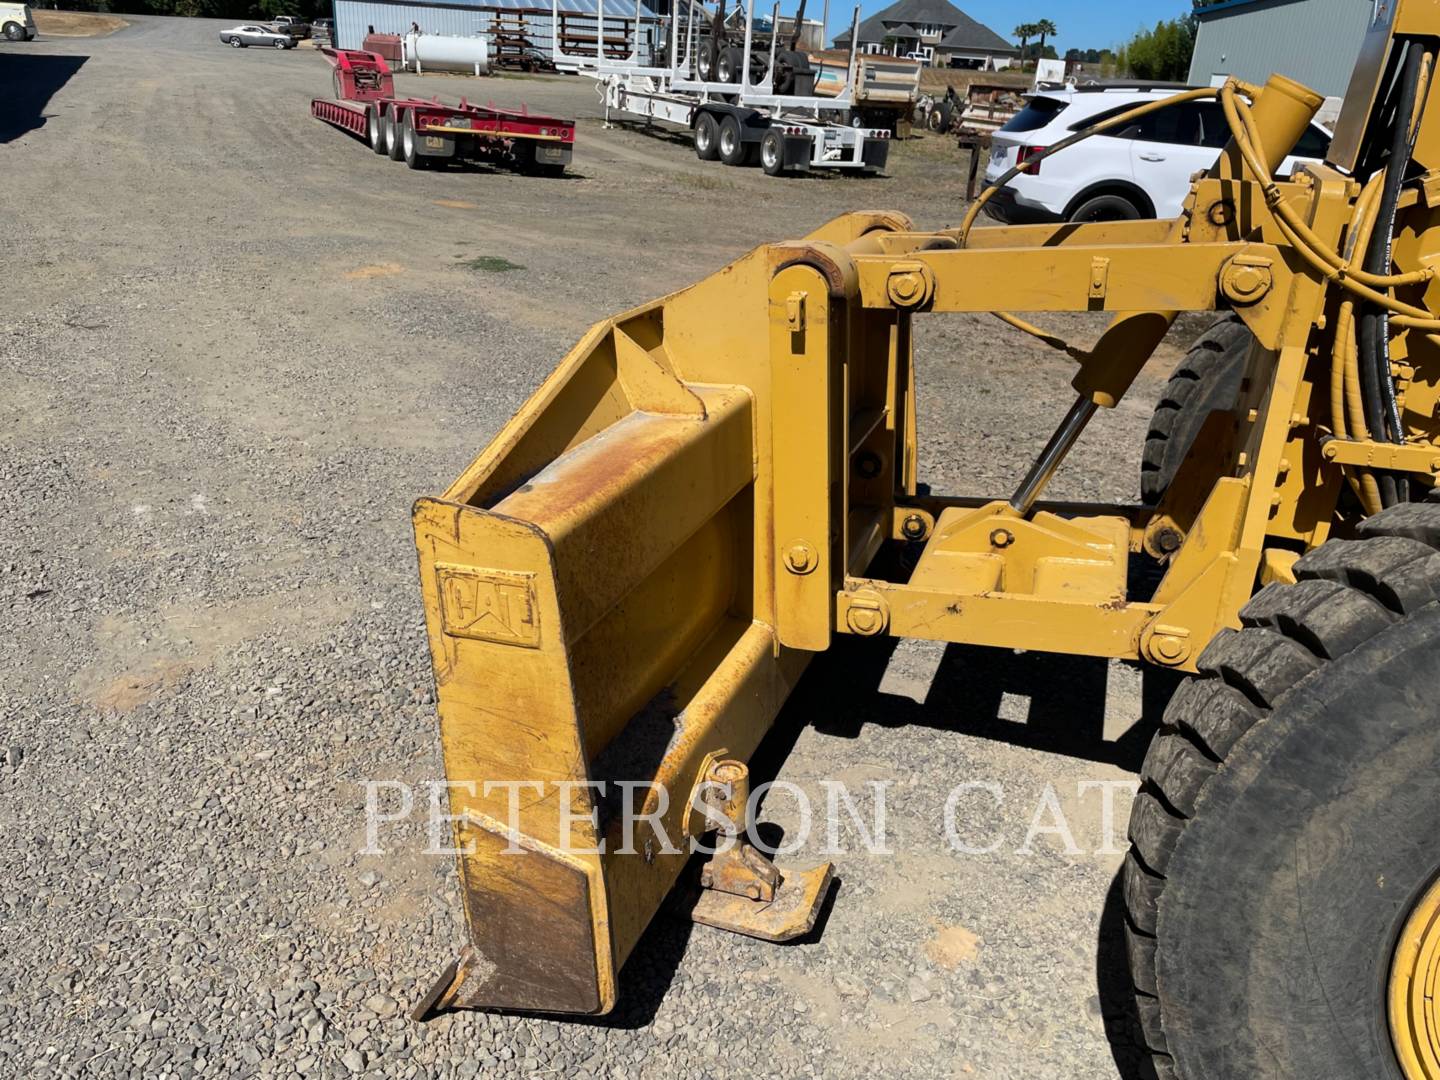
[1327,169,1386,512]
[1329,173,1382,439]
[1221,86,1438,297]
[957,86,1224,248]
[963,87,1228,358]
[992,311,1088,361]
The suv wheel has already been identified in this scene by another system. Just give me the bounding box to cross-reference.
[1068,193,1142,222]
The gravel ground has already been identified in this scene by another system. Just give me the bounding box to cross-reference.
[3,17,1201,1080]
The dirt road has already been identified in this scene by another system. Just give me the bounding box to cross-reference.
[2,17,1182,1079]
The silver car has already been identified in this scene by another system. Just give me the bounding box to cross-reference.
[219,24,295,49]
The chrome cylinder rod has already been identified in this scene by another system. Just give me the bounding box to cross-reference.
[1008,395,1099,515]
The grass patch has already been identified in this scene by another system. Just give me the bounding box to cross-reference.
[460,255,525,273]
[34,10,128,36]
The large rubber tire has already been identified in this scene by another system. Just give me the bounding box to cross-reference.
[694,112,720,161]
[1140,314,1252,504]
[1068,193,1142,222]
[760,128,785,177]
[386,112,405,161]
[718,115,746,166]
[367,106,386,154]
[1125,500,1440,1079]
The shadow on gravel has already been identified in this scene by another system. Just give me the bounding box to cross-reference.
[801,632,1182,770]
[0,53,88,143]
[1097,870,1159,1080]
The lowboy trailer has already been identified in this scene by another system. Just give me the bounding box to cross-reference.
[310,48,575,175]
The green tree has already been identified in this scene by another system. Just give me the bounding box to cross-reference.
[1120,16,1196,81]
[1034,18,1056,58]
[1013,22,1036,66]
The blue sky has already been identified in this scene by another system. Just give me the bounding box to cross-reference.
[827,0,1195,54]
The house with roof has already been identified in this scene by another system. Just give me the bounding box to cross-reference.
[832,0,1017,69]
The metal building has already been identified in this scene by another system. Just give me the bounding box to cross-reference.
[1188,0,1373,99]
[332,0,660,58]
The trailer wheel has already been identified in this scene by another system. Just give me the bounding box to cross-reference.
[760,129,785,176]
[228,36,243,47]
[367,106,386,154]
[402,112,427,169]
[694,113,720,161]
[386,111,405,161]
[1126,501,1440,1079]
[718,116,746,166]
[717,46,744,84]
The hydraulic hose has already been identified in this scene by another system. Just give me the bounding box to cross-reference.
[1361,43,1425,503]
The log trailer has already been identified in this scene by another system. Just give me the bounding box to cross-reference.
[409,0,1440,1076]
[310,49,575,175]
[555,0,889,177]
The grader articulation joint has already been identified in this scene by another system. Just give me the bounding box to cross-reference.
[413,3,1440,1076]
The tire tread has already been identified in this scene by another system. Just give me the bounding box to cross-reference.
[1125,502,1440,1072]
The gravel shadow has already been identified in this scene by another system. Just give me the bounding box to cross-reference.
[0,53,87,143]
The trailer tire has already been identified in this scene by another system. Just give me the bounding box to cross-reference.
[367,106,386,154]
[386,111,405,161]
[1125,503,1440,1080]
[717,46,744,84]
[718,115,746,166]
[402,112,427,169]
[760,128,785,176]
[694,113,720,161]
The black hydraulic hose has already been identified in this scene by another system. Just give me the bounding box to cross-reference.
[1359,42,1424,504]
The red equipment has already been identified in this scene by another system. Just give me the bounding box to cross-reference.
[311,49,576,175]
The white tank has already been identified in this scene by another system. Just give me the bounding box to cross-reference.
[404,32,490,76]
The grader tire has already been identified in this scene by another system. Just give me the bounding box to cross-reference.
[1126,501,1440,1079]
[1139,314,1251,504]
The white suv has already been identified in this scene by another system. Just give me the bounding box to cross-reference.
[983,84,1332,223]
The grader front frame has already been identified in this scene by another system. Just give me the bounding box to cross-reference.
[412,3,1440,1075]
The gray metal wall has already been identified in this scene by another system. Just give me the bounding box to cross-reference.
[1188,0,1371,99]
[336,0,482,48]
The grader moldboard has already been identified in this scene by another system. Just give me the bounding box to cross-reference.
[410,1,1440,1076]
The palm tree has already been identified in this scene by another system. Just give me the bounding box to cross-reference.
[1034,18,1057,59]
[1013,22,1035,66]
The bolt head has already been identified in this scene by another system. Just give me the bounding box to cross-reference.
[890,273,920,301]
[989,527,1015,549]
[901,513,928,540]
[784,542,816,574]
[1153,634,1189,663]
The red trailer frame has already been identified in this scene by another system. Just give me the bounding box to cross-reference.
[311,49,576,175]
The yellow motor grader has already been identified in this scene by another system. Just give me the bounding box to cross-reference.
[410,2,1440,1076]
